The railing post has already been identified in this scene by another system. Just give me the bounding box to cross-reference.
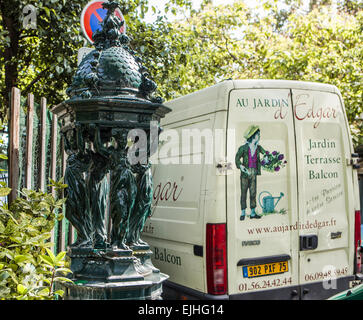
[61,139,74,249]
[50,113,64,253]
[25,93,34,189]
[50,114,57,194]
[8,87,21,204]
[39,97,47,192]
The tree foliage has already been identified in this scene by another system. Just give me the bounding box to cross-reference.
[0,0,90,119]
[135,1,362,145]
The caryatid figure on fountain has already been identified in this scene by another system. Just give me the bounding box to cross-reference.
[108,129,138,250]
[91,125,139,250]
[63,124,92,248]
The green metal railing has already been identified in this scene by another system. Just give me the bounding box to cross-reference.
[8,87,73,254]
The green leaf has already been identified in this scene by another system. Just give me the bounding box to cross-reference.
[43,242,54,249]
[9,236,22,244]
[54,289,64,296]
[43,6,50,17]
[39,255,54,267]
[55,66,64,74]
[37,287,50,296]
[1,248,14,260]
[54,276,73,283]
[9,264,18,272]
[0,188,11,197]
[6,269,19,284]
[55,267,72,275]
[32,217,47,227]
[17,284,27,295]
[0,286,10,296]
[56,198,67,206]
[0,271,10,281]
[45,248,56,264]
[0,221,5,233]
[14,255,31,264]
[55,251,66,264]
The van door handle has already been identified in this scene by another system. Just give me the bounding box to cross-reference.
[347,154,361,169]
[193,245,203,257]
[300,235,318,251]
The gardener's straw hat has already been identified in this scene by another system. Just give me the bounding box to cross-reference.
[244,125,260,140]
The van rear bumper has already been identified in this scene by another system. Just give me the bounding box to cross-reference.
[162,281,229,300]
[163,276,355,300]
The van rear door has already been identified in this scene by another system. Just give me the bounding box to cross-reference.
[226,87,300,299]
[292,89,355,299]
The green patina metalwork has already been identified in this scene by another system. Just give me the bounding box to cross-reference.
[52,1,170,300]
[63,126,92,248]
[66,1,159,104]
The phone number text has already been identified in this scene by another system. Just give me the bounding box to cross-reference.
[239,277,292,292]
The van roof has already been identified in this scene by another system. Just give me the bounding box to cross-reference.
[232,79,338,92]
[163,79,340,125]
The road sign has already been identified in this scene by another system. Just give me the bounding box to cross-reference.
[81,0,126,44]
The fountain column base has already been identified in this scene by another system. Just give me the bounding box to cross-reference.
[58,247,168,300]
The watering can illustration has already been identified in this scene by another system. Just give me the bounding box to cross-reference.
[258,191,284,213]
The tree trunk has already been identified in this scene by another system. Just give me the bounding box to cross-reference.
[0,1,21,119]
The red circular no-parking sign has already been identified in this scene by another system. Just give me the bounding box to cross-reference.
[81,0,126,43]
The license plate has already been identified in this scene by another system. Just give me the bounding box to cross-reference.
[243,261,288,278]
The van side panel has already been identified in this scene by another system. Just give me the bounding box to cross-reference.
[143,82,233,295]
[143,111,227,293]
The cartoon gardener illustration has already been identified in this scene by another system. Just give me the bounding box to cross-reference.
[235,125,266,221]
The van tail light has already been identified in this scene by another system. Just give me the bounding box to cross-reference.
[354,210,361,273]
[206,223,227,295]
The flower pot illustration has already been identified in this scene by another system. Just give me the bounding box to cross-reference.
[258,191,284,213]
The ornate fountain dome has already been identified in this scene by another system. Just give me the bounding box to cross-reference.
[67,1,161,103]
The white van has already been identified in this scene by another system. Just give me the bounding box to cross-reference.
[142,80,362,300]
